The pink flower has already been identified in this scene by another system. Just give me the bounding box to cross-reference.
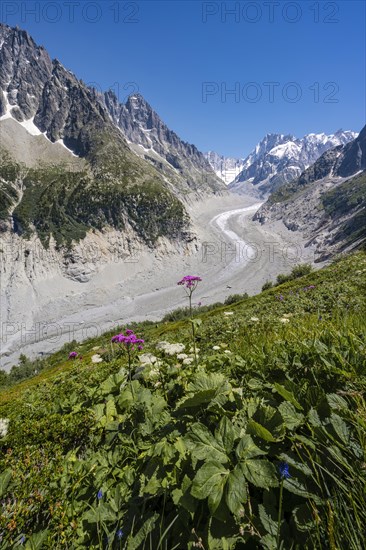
[68,351,78,359]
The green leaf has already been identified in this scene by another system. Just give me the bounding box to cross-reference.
[236,435,267,460]
[259,502,277,537]
[215,416,235,453]
[185,423,229,463]
[283,477,322,504]
[329,413,350,445]
[25,530,49,550]
[279,401,304,430]
[127,513,159,550]
[242,459,279,488]
[247,419,276,442]
[177,372,230,409]
[252,405,285,440]
[191,318,202,328]
[191,461,229,514]
[274,383,303,410]
[225,464,247,514]
[0,469,12,497]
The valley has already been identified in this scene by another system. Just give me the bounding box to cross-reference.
[0,193,315,370]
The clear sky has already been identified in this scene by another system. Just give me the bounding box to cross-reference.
[1,0,365,157]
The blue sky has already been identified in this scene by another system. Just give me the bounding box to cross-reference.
[1,0,365,157]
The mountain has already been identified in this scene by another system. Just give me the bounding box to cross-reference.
[227,130,357,195]
[203,151,245,185]
[0,23,226,247]
[96,91,223,194]
[254,125,366,260]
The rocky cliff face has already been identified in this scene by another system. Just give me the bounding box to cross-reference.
[227,130,357,195]
[95,91,225,195]
[253,126,366,261]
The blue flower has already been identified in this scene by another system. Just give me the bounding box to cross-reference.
[279,461,291,479]
[116,528,123,539]
[20,535,25,545]
[97,489,103,500]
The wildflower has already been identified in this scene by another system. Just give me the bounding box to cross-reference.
[91,354,103,363]
[183,357,194,365]
[20,535,25,545]
[139,353,158,365]
[250,317,259,322]
[224,311,234,316]
[177,353,189,360]
[156,341,185,355]
[177,275,202,289]
[278,462,291,479]
[279,295,284,301]
[97,489,103,500]
[0,419,9,438]
[198,301,202,306]
[280,318,290,323]
[116,529,123,540]
[68,351,78,359]
[212,345,220,350]
[224,350,232,355]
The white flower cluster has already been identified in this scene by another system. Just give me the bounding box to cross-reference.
[156,341,186,356]
[0,418,9,438]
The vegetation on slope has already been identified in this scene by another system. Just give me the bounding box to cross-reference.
[321,170,366,248]
[0,252,366,549]
[0,138,190,248]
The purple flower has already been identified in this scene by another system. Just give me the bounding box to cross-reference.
[111,331,144,350]
[116,529,123,540]
[68,351,78,359]
[177,275,202,289]
[278,462,291,479]
[279,295,284,301]
[20,535,25,545]
[97,489,103,500]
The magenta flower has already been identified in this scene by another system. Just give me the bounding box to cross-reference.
[68,351,78,359]
[111,330,144,378]
[177,275,202,289]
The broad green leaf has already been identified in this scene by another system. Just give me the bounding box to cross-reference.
[274,383,303,410]
[329,413,350,445]
[185,423,229,463]
[247,419,276,442]
[25,530,49,550]
[259,503,277,536]
[236,435,266,460]
[215,416,235,453]
[127,513,159,550]
[253,405,285,439]
[283,477,322,504]
[292,503,315,533]
[191,461,229,514]
[242,459,279,488]
[0,469,12,497]
[225,464,247,514]
[327,393,348,410]
[279,401,304,430]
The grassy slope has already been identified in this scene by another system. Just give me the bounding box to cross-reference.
[0,252,366,549]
